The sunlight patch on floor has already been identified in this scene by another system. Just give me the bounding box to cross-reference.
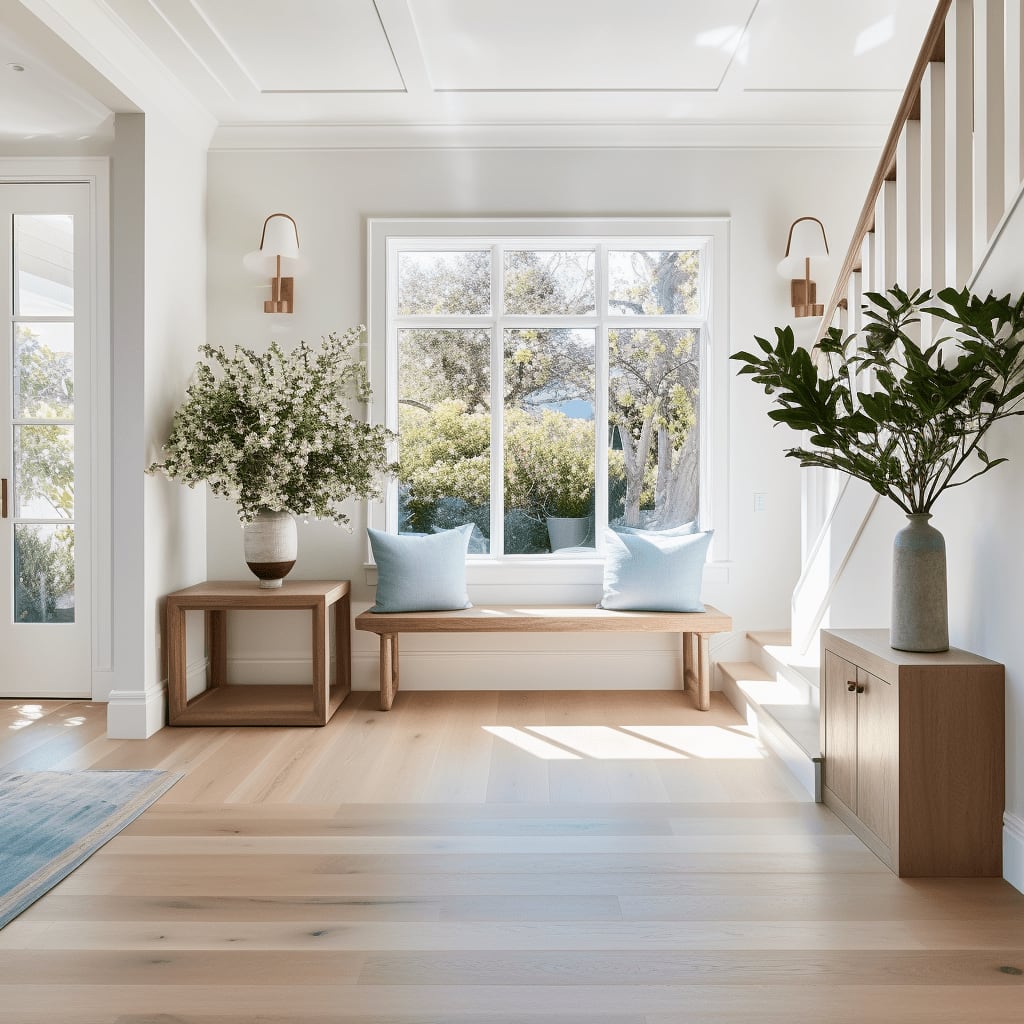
[484,723,767,761]
[622,724,765,760]
[9,704,44,730]
[483,726,581,759]
[527,725,688,760]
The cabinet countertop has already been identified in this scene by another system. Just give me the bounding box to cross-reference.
[822,628,1002,668]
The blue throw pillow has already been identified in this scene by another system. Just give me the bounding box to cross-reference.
[368,524,474,613]
[600,528,713,612]
[611,520,697,537]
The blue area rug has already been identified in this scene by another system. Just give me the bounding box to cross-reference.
[0,769,180,929]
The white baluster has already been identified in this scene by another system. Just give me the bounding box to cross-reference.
[860,232,875,305]
[920,60,945,344]
[946,0,974,286]
[897,119,922,293]
[874,180,897,291]
[974,0,1005,255]
[846,271,863,335]
[1006,0,1024,203]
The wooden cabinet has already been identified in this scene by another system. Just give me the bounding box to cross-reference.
[820,629,1004,877]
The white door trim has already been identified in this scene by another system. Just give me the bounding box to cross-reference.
[0,158,112,703]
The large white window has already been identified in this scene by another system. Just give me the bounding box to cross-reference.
[368,218,729,570]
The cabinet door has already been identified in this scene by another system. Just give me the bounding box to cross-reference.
[855,667,898,850]
[823,651,858,810]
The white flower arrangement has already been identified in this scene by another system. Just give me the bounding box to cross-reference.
[149,325,395,524]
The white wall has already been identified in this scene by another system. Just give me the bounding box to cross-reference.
[205,146,875,691]
[141,116,209,686]
[106,111,209,737]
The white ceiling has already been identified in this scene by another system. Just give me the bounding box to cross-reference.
[0,0,938,148]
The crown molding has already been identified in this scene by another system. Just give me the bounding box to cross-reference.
[210,121,886,152]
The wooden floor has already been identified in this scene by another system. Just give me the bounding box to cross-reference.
[0,689,1022,1023]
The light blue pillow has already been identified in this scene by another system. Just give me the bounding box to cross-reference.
[612,520,697,537]
[368,524,473,613]
[600,528,713,612]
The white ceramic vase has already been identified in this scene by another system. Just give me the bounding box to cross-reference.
[242,509,297,588]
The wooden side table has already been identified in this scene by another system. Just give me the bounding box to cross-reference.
[165,580,351,726]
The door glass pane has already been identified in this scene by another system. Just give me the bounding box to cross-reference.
[397,328,491,550]
[14,323,74,419]
[504,250,596,315]
[14,524,75,623]
[607,249,701,315]
[397,251,491,315]
[14,425,74,519]
[609,328,699,530]
[15,214,74,316]
[504,328,596,555]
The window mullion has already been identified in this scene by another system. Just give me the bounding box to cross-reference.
[595,243,610,550]
[490,244,504,557]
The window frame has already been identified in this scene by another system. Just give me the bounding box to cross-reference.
[367,217,730,586]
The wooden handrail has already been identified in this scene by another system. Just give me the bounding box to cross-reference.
[817,0,952,340]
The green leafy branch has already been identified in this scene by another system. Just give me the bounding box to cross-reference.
[731,286,1024,514]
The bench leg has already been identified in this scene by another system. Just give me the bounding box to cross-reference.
[682,631,693,698]
[680,631,711,711]
[696,632,711,711]
[379,633,400,711]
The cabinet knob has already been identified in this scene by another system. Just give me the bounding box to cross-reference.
[847,681,857,692]
[856,684,866,694]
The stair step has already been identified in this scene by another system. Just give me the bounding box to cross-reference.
[747,630,821,708]
[718,661,822,801]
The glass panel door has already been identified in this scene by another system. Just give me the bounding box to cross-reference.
[1,184,91,696]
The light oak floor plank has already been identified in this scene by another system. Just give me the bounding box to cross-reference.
[0,691,1021,1024]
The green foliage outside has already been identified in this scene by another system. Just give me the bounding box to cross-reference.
[12,327,76,621]
[399,401,491,533]
[15,526,74,622]
[395,248,702,536]
[398,401,633,540]
[505,409,595,519]
[732,286,1024,514]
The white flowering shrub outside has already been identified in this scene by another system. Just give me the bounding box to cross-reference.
[149,326,395,524]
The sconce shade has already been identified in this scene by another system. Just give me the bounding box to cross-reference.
[778,216,830,318]
[244,213,301,314]
[777,216,830,278]
[261,213,299,259]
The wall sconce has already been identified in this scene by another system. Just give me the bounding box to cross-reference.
[243,213,300,313]
[777,216,830,318]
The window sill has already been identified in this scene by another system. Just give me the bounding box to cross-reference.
[363,558,731,589]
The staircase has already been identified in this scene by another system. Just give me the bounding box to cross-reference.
[726,0,1024,796]
[718,634,821,800]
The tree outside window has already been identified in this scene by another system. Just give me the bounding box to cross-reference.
[387,235,710,557]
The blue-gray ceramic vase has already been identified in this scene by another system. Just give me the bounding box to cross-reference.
[890,513,949,652]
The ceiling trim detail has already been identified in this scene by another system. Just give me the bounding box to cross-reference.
[210,121,888,152]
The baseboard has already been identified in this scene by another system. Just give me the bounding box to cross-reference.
[225,638,734,693]
[91,668,116,702]
[106,684,166,739]
[1004,812,1024,894]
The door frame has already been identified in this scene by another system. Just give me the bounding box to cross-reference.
[0,158,112,702]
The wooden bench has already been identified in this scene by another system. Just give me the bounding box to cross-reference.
[354,604,732,711]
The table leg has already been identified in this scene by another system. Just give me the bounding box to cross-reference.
[380,633,399,711]
[335,591,352,702]
[312,599,330,724]
[206,610,227,689]
[167,601,187,723]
